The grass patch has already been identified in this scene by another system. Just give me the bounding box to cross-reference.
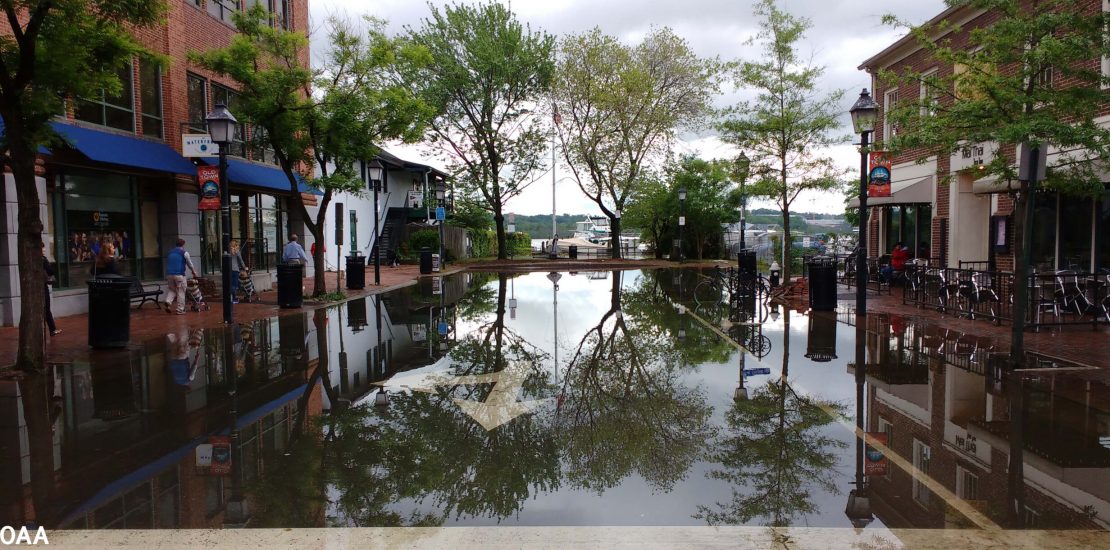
[311,291,347,303]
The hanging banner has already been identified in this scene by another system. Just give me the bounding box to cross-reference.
[208,435,232,476]
[864,432,889,476]
[868,152,892,198]
[197,166,222,211]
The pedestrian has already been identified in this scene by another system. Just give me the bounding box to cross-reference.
[229,239,246,304]
[282,234,309,265]
[92,243,121,276]
[43,244,60,336]
[162,238,198,315]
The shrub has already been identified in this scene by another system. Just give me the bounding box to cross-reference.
[407,229,440,254]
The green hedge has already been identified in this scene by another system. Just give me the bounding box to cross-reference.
[467,229,531,258]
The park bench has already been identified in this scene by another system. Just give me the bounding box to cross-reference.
[129,277,163,308]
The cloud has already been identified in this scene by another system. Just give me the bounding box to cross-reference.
[311,0,947,214]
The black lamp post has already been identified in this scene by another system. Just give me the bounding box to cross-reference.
[435,177,446,268]
[206,103,238,325]
[677,186,687,263]
[367,160,384,285]
[849,89,878,317]
[737,151,750,250]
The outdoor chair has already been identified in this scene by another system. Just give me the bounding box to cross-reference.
[1029,272,1060,327]
[956,271,1001,322]
[1054,270,1093,318]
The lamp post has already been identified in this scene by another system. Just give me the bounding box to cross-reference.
[737,151,750,250]
[367,160,384,286]
[206,103,238,325]
[435,177,446,268]
[678,186,687,263]
[849,89,878,317]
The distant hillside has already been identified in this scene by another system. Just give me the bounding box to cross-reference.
[507,213,586,239]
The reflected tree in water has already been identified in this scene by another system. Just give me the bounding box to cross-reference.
[625,269,733,366]
[557,271,714,493]
[697,310,847,526]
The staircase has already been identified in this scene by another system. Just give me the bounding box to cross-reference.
[375,222,395,264]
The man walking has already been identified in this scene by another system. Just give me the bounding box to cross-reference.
[282,234,309,264]
[163,238,198,314]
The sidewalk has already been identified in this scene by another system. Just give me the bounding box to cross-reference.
[0,264,444,366]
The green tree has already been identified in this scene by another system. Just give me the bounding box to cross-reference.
[623,172,674,258]
[0,0,166,371]
[192,8,432,295]
[668,156,740,260]
[554,28,719,258]
[881,0,1110,359]
[718,0,846,282]
[404,2,554,260]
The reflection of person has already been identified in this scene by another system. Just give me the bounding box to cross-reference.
[43,244,60,336]
[230,239,246,304]
[549,233,559,258]
[93,243,120,276]
[282,234,309,264]
[163,238,198,315]
[167,329,203,386]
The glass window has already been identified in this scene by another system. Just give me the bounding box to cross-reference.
[187,73,208,133]
[139,60,163,139]
[1031,192,1057,271]
[245,0,268,13]
[75,62,135,132]
[211,83,245,157]
[912,439,932,507]
[275,0,288,29]
[1059,196,1093,271]
[207,0,239,24]
[56,171,138,288]
[1098,188,1110,271]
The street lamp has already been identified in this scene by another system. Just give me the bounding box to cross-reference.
[677,186,687,263]
[367,159,384,285]
[206,103,238,324]
[849,88,878,317]
[435,177,446,268]
[737,151,750,250]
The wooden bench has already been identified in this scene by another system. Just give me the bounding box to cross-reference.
[130,277,163,308]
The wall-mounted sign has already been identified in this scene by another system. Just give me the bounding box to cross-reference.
[864,432,889,476]
[679,216,686,226]
[182,134,217,157]
[951,141,997,172]
[197,166,221,211]
[868,152,892,197]
[407,190,423,208]
[412,324,427,342]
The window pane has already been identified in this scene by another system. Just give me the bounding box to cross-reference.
[104,105,134,132]
[187,74,207,131]
[1058,197,1093,271]
[1031,192,1057,271]
[104,64,133,110]
[75,99,104,125]
[139,61,163,138]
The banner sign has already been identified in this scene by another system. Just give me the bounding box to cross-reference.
[868,152,892,197]
[407,190,422,208]
[197,166,221,211]
[182,134,217,157]
[208,435,232,476]
[864,432,889,476]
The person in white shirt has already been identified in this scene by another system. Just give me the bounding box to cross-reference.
[282,234,309,264]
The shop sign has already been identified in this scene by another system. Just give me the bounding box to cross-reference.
[208,435,232,476]
[197,166,221,211]
[182,134,217,157]
[951,141,997,172]
[91,210,111,228]
[868,152,892,197]
[864,432,889,476]
[407,190,423,208]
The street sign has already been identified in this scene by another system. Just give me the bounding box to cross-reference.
[743,368,771,376]
[182,134,217,157]
[438,321,448,335]
[435,206,446,221]
[679,216,686,226]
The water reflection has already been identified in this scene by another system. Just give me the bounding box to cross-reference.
[2,269,1109,531]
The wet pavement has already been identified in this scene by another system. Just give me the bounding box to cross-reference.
[1,268,1109,541]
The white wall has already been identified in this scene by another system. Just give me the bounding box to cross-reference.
[949,173,990,267]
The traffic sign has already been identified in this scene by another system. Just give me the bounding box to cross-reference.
[743,368,771,376]
[435,206,446,221]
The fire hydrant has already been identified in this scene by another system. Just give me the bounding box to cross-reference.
[769,261,781,288]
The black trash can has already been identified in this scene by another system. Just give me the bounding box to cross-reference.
[346,254,366,290]
[807,256,838,311]
[419,247,433,274]
[277,263,304,308]
[737,249,756,282]
[569,245,578,259]
[87,274,131,348]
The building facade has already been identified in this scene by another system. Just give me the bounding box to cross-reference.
[0,0,311,325]
[856,1,1110,273]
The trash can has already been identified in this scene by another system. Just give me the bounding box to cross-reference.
[346,253,366,290]
[569,245,578,259]
[737,249,756,282]
[277,263,304,308]
[419,247,433,274]
[87,274,131,348]
[807,256,838,311]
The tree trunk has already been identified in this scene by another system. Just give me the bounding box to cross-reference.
[9,135,46,372]
[19,373,56,525]
[610,215,621,259]
[781,206,792,282]
[494,209,508,260]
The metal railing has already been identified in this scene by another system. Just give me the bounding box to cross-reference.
[902,265,1109,329]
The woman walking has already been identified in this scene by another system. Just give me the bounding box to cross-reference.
[43,244,60,336]
[230,239,246,304]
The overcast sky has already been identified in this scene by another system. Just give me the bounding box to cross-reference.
[311,0,947,216]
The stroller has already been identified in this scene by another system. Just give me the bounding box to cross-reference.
[187,277,212,312]
[238,269,258,303]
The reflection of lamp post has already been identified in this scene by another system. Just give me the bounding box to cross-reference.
[737,151,750,251]
[845,321,873,528]
[849,89,878,316]
[677,186,687,263]
[223,324,250,525]
[735,350,747,401]
[367,160,384,286]
[547,272,562,385]
[206,103,238,324]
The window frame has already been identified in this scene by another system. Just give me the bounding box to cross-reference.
[912,438,932,507]
[955,465,979,501]
[74,60,136,132]
[139,60,164,139]
[186,72,209,133]
[207,0,240,25]
[919,68,940,118]
[210,82,246,157]
[883,88,898,142]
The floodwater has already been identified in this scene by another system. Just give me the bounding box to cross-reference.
[1,269,1108,531]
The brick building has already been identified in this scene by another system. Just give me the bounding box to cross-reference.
[0,0,312,326]
[855,2,1110,273]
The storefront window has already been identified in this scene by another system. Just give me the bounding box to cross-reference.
[54,171,137,288]
[200,193,285,274]
[1030,192,1057,271]
[1098,189,1110,272]
[1059,197,1094,271]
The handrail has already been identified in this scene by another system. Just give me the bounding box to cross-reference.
[366,191,392,252]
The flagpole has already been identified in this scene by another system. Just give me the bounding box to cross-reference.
[552,105,558,240]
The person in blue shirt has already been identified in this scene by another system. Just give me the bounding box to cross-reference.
[162,238,198,314]
[282,234,309,264]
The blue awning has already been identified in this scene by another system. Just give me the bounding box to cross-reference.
[50,122,198,175]
[218,158,321,195]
